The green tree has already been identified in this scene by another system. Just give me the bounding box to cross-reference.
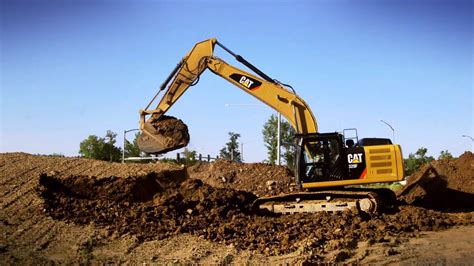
[438,150,453,160]
[283,146,295,169]
[262,114,295,167]
[219,132,241,162]
[124,132,142,157]
[181,148,197,165]
[404,147,435,176]
[79,130,122,162]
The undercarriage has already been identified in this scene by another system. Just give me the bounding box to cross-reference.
[254,188,396,214]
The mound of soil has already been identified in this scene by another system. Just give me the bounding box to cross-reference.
[188,160,294,196]
[38,173,257,241]
[397,152,474,210]
[38,171,473,257]
[432,152,474,193]
[39,171,187,203]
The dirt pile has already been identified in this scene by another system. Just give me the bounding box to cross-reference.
[432,151,474,193]
[138,115,190,154]
[39,173,257,242]
[189,160,294,196]
[397,152,474,210]
[39,170,187,203]
[39,171,473,257]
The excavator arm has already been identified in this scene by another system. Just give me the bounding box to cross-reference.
[139,38,318,154]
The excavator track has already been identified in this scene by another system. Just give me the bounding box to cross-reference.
[253,189,392,215]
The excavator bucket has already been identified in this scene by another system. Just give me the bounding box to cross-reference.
[396,164,447,206]
[137,115,190,154]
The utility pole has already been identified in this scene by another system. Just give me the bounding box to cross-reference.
[277,112,281,165]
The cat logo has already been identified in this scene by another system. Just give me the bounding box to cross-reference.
[348,153,363,164]
[229,73,262,90]
[239,76,254,89]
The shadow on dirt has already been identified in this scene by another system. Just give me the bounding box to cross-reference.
[397,167,474,212]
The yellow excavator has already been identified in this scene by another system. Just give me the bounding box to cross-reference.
[138,38,404,214]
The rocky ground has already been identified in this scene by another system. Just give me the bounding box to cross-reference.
[1,152,473,263]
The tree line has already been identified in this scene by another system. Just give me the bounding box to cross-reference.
[78,131,141,162]
[78,117,455,176]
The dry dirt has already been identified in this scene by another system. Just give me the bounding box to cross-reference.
[1,152,473,264]
[188,160,295,197]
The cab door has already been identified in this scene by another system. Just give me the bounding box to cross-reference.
[296,134,347,185]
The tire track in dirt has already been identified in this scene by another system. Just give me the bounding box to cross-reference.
[33,223,64,251]
[1,192,38,221]
[1,186,37,209]
[28,221,59,248]
[0,153,29,165]
[54,160,90,177]
[13,216,50,241]
[0,170,39,197]
[0,154,84,263]
[0,157,29,172]
[0,160,41,186]
[6,192,43,233]
[1,188,74,263]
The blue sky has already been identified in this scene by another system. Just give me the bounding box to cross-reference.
[1,0,472,162]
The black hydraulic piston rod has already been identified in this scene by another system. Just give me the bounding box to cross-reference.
[215,41,275,83]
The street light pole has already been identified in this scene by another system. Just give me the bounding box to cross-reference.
[462,135,474,141]
[380,120,395,143]
[123,128,139,163]
[462,135,474,152]
[277,112,281,165]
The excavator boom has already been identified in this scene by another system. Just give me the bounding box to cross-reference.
[138,38,317,154]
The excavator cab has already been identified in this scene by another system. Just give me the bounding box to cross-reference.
[295,133,347,187]
[294,132,404,190]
